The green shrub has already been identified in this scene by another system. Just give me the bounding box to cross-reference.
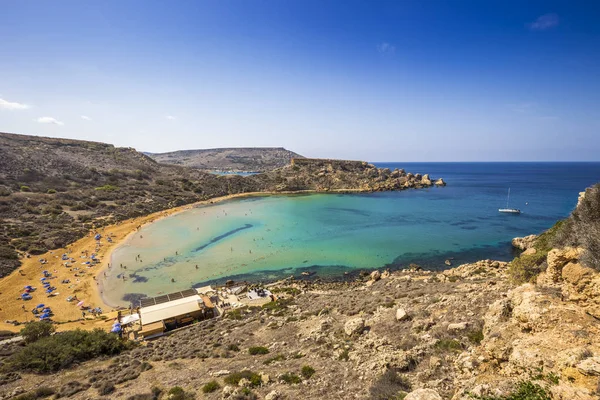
[471,380,551,400]
[47,189,57,194]
[166,386,194,400]
[435,338,463,352]
[248,346,269,355]
[224,370,262,387]
[507,252,547,284]
[20,321,55,344]
[227,343,240,351]
[95,185,119,192]
[202,380,220,393]
[339,349,350,361]
[301,365,316,379]
[8,328,127,373]
[20,185,31,192]
[98,382,115,396]
[264,353,285,365]
[467,329,484,345]
[280,372,302,384]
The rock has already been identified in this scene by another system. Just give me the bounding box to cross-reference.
[265,390,281,400]
[260,372,271,384]
[344,317,365,336]
[421,174,432,186]
[447,322,469,331]
[522,247,537,255]
[405,388,443,400]
[381,269,391,279]
[434,178,446,186]
[576,356,600,376]
[213,370,230,377]
[562,262,594,286]
[238,378,251,387]
[511,234,537,250]
[221,386,235,399]
[370,270,381,281]
[396,308,409,321]
[547,247,584,282]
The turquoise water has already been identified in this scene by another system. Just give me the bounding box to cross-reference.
[103,162,600,306]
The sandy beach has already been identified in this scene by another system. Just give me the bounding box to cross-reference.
[0,191,283,333]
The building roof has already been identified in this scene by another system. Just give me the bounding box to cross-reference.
[140,321,165,335]
[139,288,198,308]
[195,285,214,294]
[140,295,204,325]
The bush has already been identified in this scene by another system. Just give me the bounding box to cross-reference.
[467,328,484,345]
[472,380,551,400]
[98,382,115,396]
[224,370,262,387]
[301,365,316,379]
[227,344,240,351]
[202,380,220,393]
[507,252,547,284]
[95,185,119,192]
[434,338,463,352]
[248,346,269,355]
[369,369,411,400]
[47,189,57,194]
[20,321,56,344]
[264,354,285,365]
[280,372,302,384]
[20,185,31,192]
[8,328,127,373]
[166,386,194,400]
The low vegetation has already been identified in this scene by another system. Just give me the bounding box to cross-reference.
[248,346,269,355]
[202,380,220,394]
[6,328,128,373]
[471,380,552,400]
[224,370,262,387]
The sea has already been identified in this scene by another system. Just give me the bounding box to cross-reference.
[103,162,600,306]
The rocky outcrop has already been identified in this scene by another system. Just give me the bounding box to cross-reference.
[511,234,538,250]
[405,389,443,400]
[344,317,365,336]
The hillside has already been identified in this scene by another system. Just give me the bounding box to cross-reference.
[147,147,303,172]
[0,132,442,278]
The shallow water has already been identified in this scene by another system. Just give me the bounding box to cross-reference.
[103,162,600,306]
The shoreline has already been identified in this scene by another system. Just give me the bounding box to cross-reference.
[0,188,384,331]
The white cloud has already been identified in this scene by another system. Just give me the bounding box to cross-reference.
[36,117,64,126]
[377,42,396,55]
[528,13,559,31]
[81,115,91,121]
[166,115,176,120]
[0,97,30,110]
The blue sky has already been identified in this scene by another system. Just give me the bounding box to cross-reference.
[1,1,599,161]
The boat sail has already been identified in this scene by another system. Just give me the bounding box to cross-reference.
[499,188,521,214]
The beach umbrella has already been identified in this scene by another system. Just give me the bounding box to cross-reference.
[76,301,84,307]
[36,304,45,308]
[46,288,53,293]
[42,308,51,312]
[25,285,33,289]
[40,278,46,281]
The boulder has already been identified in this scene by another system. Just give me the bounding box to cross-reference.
[511,235,537,250]
[405,388,443,400]
[396,308,409,321]
[434,178,446,186]
[447,322,469,331]
[421,174,432,186]
[576,356,600,376]
[522,247,537,255]
[547,247,584,282]
[381,269,391,279]
[562,262,594,286]
[344,317,365,336]
[265,390,281,400]
[370,270,381,281]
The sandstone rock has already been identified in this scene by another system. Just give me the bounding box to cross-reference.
[522,247,537,255]
[238,378,251,387]
[546,247,584,282]
[213,370,230,377]
[396,308,409,321]
[511,234,537,250]
[381,269,391,279]
[447,322,469,331]
[221,385,234,398]
[260,372,271,384]
[370,270,381,281]
[405,388,443,400]
[344,317,365,336]
[265,390,281,400]
[576,356,600,376]
[434,178,446,186]
[421,174,432,186]
[562,262,594,286]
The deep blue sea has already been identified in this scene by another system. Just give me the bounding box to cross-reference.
[106,162,600,304]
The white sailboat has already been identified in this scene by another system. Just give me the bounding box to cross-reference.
[499,188,521,214]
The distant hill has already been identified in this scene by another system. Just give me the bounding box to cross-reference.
[146,147,303,172]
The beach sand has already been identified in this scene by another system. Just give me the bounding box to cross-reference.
[0,191,278,333]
